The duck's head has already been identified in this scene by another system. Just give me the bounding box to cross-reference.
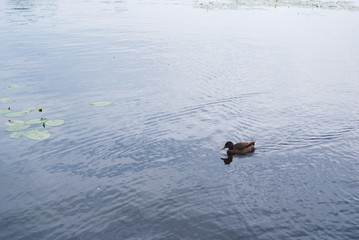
[221,141,234,150]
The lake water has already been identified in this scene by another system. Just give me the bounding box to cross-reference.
[1,0,359,239]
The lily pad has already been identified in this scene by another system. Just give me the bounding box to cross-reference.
[4,111,28,118]
[23,107,36,113]
[23,130,51,140]
[26,118,48,125]
[46,119,64,127]
[0,109,11,114]
[10,132,23,139]
[6,123,30,132]
[7,84,25,89]
[90,102,111,107]
[0,98,14,103]
[5,120,25,126]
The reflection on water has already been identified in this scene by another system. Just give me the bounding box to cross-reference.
[1,0,359,239]
[5,0,57,24]
[221,151,256,165]
[197,0,359,10]
[221,156,233,165]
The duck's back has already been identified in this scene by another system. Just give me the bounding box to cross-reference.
[233,141,255,150]
[233,142,248,150]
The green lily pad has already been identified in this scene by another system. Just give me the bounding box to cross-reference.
[23,107,36,113]
[23,130,51,140]
[26,118,48,125]
[0,98,14,103]
[4,111,28,118]
[90,102,111,107]
[6,123,30,132]
[0,109,11,114]
[7,84,25,89]
[5,120,25,126]
[10,132,23,139]
[46,119,64,127]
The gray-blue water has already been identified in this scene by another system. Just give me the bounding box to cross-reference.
[1,0,359,239]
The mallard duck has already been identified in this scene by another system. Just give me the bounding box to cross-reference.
[221,141,255,155]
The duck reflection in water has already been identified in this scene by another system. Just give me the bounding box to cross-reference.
[220,141,256,165]
[221,156,233,165]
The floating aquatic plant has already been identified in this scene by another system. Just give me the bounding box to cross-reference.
[6,122,30,132]
[26,118,48,125]
[4,111,28,118]
[10,130,51,140]
[7,84,25,89]
[24,118,64,127]
[5,120,25,126]
[23,130,51,140]
[46,119,64,127]
[0,109,11,114]
[0,98,14,103]
[10,132,23,139]
[90,102,111,107]
[23,107,35,113]
[3,107,35,118]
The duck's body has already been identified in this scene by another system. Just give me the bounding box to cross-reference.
[221,141,255,155]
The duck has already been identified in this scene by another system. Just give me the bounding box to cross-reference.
[221,141,255,155]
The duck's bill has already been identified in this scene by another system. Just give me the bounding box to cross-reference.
[221,146,226,150]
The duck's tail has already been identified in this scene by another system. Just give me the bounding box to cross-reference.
[242,141,255,148]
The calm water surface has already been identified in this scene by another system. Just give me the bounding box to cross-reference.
[1,0,359,239]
